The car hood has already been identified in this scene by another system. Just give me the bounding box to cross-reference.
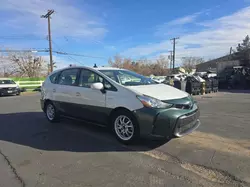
[0,84,17,88]
[127,84,189,100]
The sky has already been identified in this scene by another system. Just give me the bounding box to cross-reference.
[1,0,250,69]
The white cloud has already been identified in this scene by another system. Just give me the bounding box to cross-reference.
[154,9,211,37]
[42,55,77,69]
[123,6,250,62]
[0,0,107,40]
[167,14,199,26]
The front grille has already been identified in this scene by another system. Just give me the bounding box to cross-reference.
[1,87,17,91]
[176,109,200,128]
[174,104,192,110]
[162,98,193,110]
[173,109,200,137]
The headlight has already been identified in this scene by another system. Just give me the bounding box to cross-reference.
[136,95,173,108]
[188,94,196,104]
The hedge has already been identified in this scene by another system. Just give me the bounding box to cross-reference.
[11,77,46,81]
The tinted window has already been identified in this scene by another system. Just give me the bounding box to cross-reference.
[99,70,117,81]
[58,69,79,86]
[0,80,16,84]
[49,72,59,84]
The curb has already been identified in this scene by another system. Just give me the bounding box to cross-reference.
[20,92,39,96]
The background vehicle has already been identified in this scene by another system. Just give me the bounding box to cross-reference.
[41,66,200,144]
[151,77,165,83]
[0,78,21,96]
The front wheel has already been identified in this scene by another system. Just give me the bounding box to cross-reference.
[111,110,139,144]
[45,102,60,122]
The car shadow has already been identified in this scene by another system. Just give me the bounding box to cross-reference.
[0,112,171,153]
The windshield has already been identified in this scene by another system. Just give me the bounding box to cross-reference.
[0,80,16,84]
[99,69,157,86]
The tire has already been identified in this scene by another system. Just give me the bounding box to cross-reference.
[111,110,139,145]
[16,92,20,96]
[45,101,60,123]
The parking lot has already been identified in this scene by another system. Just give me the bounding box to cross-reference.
[0,92,250,187]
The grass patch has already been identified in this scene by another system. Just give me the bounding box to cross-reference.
[18,82,42,85]
[20,86,40,89]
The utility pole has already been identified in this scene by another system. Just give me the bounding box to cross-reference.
[41,10,54,73]
[170,37,179,71]
[168,50,173,72]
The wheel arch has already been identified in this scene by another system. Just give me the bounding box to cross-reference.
[108,107,139,128]
[44,99,53,106]
[108,106,140,144]
[109,107,133,120]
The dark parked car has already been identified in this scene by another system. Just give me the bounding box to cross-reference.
[0,78,21,96]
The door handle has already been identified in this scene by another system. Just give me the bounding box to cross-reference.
[76,92,81,96]
[53,89,56,93]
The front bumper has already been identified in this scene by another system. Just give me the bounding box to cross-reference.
[0,88,20,96]
[40,99,45,111]
[134,103,200,139]
[173,109,200,137]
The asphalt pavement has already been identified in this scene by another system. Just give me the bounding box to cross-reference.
[0,92,249,187]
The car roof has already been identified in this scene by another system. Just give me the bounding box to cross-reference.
[51,66,124,74]
[0,78,13,80]
[95,67,123,71]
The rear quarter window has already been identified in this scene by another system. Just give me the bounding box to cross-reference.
[49,72,59,84]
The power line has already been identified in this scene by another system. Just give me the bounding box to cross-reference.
[0,47,107,61]
[41,9,54,73]
[0,49,49,53]
[51,40,85,66]
[54,51,107,60]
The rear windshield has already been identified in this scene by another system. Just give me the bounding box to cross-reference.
[0,80,16,84]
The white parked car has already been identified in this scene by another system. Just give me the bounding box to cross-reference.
[151,77,165,83]
[40,66,200,144]
[166,74,187,81]
[0,78,21,96]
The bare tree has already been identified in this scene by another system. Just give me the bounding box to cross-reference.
[6,52,47,77]
[0,55,15,77]
[108,54,170,76]
[108,54,124,68]
[154,55,169,75]
[181,57,204,73]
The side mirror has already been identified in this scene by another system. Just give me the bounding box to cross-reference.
[91,82,104,90]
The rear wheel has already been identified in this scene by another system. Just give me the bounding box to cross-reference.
[111,110,139,144]
[45,101,60,122]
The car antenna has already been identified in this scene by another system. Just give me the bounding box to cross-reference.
[93,63,98,68]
